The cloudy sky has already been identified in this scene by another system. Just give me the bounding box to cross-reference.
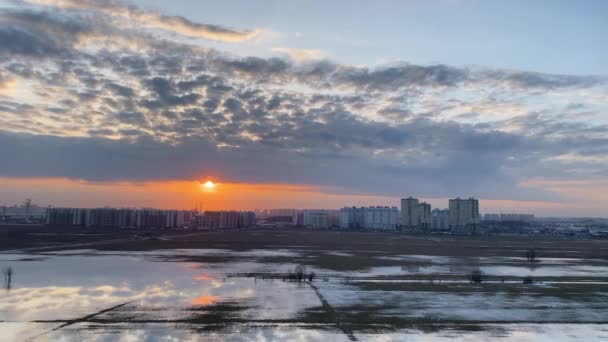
[0,0,607,215]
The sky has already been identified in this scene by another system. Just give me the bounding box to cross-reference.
[0,0,607,216]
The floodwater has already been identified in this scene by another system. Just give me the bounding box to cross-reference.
[369,255,608,277]
[1,249,608,341]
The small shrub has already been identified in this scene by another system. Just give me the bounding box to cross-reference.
[470,269,483,283]
[523,276,534,284]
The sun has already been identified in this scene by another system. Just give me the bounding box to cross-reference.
[199,180,217,193]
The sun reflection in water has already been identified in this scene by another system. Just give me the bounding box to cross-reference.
[191,295,218,306]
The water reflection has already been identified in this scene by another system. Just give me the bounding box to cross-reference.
[193,274,213,281]
[191,295,219,306]
[1,249,607,341]
[3,266,13,290]
[368,261,608,278]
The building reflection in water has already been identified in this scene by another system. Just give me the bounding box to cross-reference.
[3,267,13,290]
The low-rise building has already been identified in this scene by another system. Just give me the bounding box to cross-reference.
[483,213,501,221]
[3,200,46,222]
[500,213,535,222]
[302,209,339,228]
[201,211,256,229]
[340,206,398,231]
[267,209,297,223]
[483,213,535,223]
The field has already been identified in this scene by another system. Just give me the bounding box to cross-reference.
[1,228,608,340]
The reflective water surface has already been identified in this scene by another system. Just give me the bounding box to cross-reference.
[1,249,607,341]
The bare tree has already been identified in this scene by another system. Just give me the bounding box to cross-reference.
[525,249,537,262]
[284,265,315,283]
[294,265,306,282]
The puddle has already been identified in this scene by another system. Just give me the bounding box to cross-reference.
[363,257,608,278]
[480,265,608,277]
[326,251,354,257]
[358,324,608,341]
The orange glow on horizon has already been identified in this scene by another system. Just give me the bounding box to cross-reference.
[1,177,607,216]
[193,274,213,281]
[0,177,348,210]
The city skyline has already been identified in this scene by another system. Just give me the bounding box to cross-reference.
[0,175,605,218]
[1,1,607,216]
[0,193,578,219]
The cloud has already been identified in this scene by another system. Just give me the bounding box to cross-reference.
[272,47,326,61]
[0,77,17,96]
[0,9,118,58]
[332,63,470,90]
[0,26,65,56]
[479,69,603,90]
[105,82,134,98]
[24,0,263,42]
[0,107,560,202]
[0,2,607,206]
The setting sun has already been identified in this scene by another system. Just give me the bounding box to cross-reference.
[203,180,215,189]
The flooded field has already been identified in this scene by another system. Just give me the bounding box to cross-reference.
[1,231,608,340]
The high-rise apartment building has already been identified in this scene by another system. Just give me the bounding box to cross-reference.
[401,197,432,230]
[400,197,419,227]
[417,202,432,230]
[448,198,480,233]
